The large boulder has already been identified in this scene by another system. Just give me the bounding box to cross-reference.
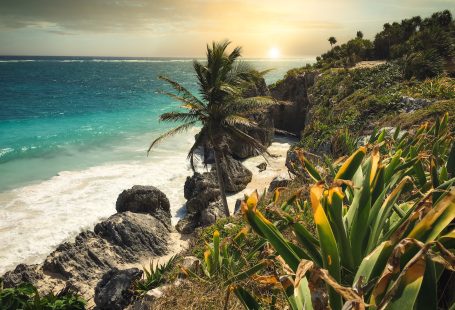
[229,112,274,159]
[94,268,142,310]
[116,185,171,227]
[213,155,252,193]
[270,71,318,137]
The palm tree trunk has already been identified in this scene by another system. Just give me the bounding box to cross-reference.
[209,131,230,217]
[213,149,230,217]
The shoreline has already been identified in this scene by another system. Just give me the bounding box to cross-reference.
[0,134,294,275]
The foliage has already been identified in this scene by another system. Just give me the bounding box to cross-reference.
[148,40,276,216]
[0,282,85,310]
[313,10,454,78]
[402,76,455,100]
[236,114,455,309]
[134,256,178,296]
[401,49,445,80]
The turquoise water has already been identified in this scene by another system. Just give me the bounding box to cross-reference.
[0,57,309,192]
[0,57,309,272]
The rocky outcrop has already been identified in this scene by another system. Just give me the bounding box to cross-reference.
[229,111,275,159]
[177,172,223,234]
[2,187,172,306]
[177,156,252,234]
[228,76,275,159]
[94,268,142,310]
[214,155,252,193]
[268,176,291,192]
[1,264,43,288]
[270,71,318,137]
[116,185,171,228]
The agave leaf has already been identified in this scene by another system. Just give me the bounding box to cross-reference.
[309,183,342,309]
[407,188,455,243]
[296,149,323,182]
[447,141,455,178]
[334,146,366,181]
[382,257,426,310]
[354,241,393,287]
[293,223,322,266]
[232,285,261,310]
[224,260,269,286]
[243,194,300,271]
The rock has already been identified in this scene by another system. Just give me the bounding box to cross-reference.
[257,162,267,172]
[229,112,275,159]
[200,200,226,226]
[176,213,199,234]
[43,212,170,284]
[285,149,302,175]
[268,176,291,192]
[184,172,220,214]
[223,223,237,230]
[213,155,252,193]
[94,268,142,310]
[398,96,434,113]
[181,256,200,270]
[1,264,43,288]
[270,71,318,137]
[145,288,164,300]
[116,185,171,227]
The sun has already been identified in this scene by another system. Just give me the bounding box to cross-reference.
[268,47,281,59]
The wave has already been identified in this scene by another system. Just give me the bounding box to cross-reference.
[0,129,202,274]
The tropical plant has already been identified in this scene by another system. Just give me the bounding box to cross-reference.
[356,31,364,39]
[328,37,337,48]
[0,281,85,310]
[134,255,178,296]
[184,229,268,283]
[148,40,275,216]
[237,114,455,309]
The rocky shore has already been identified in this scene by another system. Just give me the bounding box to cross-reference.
[0,73,317,308]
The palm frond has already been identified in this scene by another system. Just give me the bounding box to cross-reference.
[159,112,201,123]
[224,115,257,127]
[224,125,271,158]
[187,127,209,171]
[159,91,206,112]
[159,75,205,108]
[147,121,197,155]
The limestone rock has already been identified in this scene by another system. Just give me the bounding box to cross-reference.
[268,176,291,192]
[213,155,252,193]
[116,185,171,227]
[94,268,142,310]
[270,71,318,137]
[1,264,43,288]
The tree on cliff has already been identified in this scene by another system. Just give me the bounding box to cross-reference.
[356,31,364,39]
[328,36,337,48]
[148,40,274,216]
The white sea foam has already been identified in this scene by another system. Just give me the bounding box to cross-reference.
[0,127,293,274]
[0,128,202,274]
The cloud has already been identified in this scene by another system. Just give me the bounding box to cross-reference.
[0,0,341,35]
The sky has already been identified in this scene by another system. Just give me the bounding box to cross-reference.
[0,0,453,58]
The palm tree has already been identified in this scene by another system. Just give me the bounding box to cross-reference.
[148,40,274,217]
[328,36,337,48]
[356,31,364,39]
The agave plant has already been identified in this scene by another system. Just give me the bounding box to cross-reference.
[238,115,455,309]
[134,255,178,296]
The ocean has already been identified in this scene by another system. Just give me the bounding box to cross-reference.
[0,56,309,273]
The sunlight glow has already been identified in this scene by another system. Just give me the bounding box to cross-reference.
[268,47,281,59]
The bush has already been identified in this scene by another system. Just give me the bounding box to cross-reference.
[0,282,85,310]
[402,49,445,80]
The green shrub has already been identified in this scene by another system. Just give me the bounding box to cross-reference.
[0,282,85,310]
